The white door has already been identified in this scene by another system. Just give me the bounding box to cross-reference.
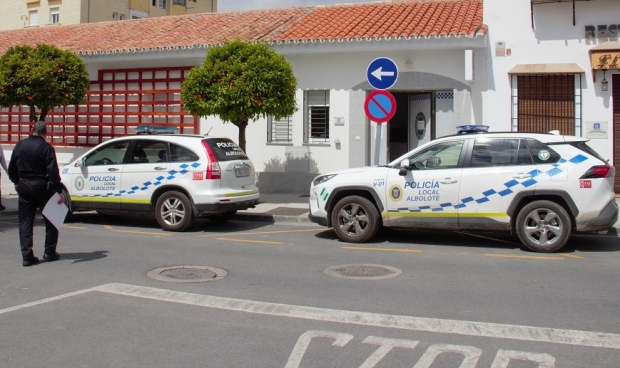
[409,93,432,149]
[120,139,170,212]
[385,139,465,229]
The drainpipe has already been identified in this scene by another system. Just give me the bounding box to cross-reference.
[87,0,91,23]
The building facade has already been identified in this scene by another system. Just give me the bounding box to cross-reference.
[0,0,618,194]
[0,0,216,30]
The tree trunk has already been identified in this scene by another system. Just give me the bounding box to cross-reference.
[237,119,249,153]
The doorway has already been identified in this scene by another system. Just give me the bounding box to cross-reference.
[613,74,619,193]
[388,91,454,162]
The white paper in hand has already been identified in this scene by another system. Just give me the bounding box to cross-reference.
[42,193,68,231]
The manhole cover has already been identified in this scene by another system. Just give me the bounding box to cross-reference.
[324,264,401,280]
[147,266,227,283]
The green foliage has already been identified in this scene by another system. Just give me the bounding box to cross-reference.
[181,38,297,124]
[0,43,89,121]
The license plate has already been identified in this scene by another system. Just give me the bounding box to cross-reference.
[235,168,250,177]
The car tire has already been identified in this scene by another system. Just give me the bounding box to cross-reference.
[331,195,381,243]
[515,200,571,253]
[155,191,195,232]
[62,189,74,222]
[206,210,237,223]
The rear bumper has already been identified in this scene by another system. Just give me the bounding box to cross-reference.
[195,198,259,215]
[575,199,619,232]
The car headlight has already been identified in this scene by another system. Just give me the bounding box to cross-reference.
[313,174,337,186]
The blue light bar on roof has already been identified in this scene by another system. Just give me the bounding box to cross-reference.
[456,125,489,134]
[135,125,179,135]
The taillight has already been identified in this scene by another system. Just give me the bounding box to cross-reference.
[201,140,221,180]
[580,165,613,179]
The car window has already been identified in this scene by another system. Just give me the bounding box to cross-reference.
[470,138,532,167]
[83,140,130,166]
[203,138,249,162]
[526,139,561,164]
[129,140,168,164]
[398,140,464,170]
[170,143,199,162]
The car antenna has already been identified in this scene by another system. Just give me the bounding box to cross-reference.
[205,127,213,137]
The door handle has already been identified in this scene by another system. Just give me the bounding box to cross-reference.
[107,168,119,172]
[154,166,168,171]
[513,173,531,179]
[440,178,458,184]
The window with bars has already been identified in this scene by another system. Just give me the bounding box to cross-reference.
[304,90,330,143]
[0,67,198,146]
[511,74,581,135]
[267,115,292,143]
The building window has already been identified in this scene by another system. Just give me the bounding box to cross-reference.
[173,0,187,5]
[28,10,38,26]
[304,90,330,143]
[511,74,582,136]
[112,12,118,19]
[159,0,167,9]
[267,115,293,143]
[152,0,157,6]
[49,8,59,24]
[120,14,125,20]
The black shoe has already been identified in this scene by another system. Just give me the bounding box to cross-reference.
[0,204,6,211]
[23,256,40,267]
[43,252,60,262]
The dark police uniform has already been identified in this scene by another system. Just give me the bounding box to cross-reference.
[8,133,63,262]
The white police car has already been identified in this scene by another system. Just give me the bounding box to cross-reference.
[309,126,618,252]
[60,128,259,231]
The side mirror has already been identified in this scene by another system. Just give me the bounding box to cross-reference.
[398,159,410,176]
[77,157,86,167]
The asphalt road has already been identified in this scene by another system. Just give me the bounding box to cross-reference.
[1,212,619,367]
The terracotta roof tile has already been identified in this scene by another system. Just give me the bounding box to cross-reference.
[0,0,486,56]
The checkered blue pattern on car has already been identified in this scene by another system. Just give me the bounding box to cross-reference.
[389,154,588,214]
[75,162,202,199]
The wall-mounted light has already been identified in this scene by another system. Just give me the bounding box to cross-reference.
[601,70,608,92]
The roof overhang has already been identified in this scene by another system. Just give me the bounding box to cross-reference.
[508,63,585,74]
[589,41,620,70]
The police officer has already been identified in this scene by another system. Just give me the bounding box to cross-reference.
[8,121,65,267]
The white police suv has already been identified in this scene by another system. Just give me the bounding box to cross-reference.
[60,128,259,231]
[309,126,618,252]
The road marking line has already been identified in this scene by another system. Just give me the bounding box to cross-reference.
[485,254,565,261]
[0,287,97,315]
[103,224,112,230]
[458,232,520,246]
[217,237,282,245]
[200,228,320,237]
[341,246,422,253]
[62,225,87,230]
[115,230,171,236]
[91,283,620,350]
[560,253,584,259]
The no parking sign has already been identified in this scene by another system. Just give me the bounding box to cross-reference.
[364,90,396,123]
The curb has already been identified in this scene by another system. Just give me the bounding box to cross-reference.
[232,212,313,224]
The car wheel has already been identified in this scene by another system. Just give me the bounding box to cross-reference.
[331,195,380,243]
[206,210,237,223]
[515,200,571,253]
[155,191,195,231]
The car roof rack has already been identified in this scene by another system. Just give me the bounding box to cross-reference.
[456,125,490,134]
[135,125,179,135]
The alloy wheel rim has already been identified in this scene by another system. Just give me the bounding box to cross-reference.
[523,208,562,246]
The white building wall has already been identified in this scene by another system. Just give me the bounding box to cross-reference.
[483,0,618,162]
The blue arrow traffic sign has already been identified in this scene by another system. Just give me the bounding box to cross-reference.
[366,57,399,90]
[364,90,396,124]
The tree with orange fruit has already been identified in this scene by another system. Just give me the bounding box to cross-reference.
[181,38,297,154]
[0,44,89,122]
